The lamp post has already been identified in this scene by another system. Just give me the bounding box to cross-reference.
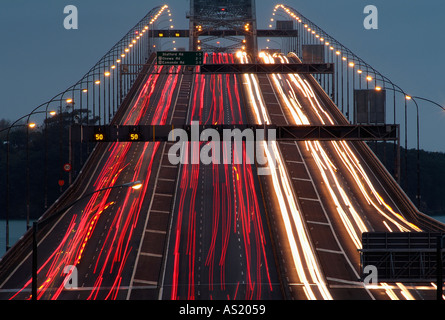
[375,86,425,208]
[405,95,420,207]
[58,97,73,193]
[335,50,340,105]
[347,61,355,122]
[104,70,112,123]
[357,69,363,90]
[25,110,56,231]
[406,96,445,199]
[341,55,346,115]
[31,180,143,300]
[437,234,445,300]
[409,96,445,111]
[42,97,70,209]
[1,118,37,251]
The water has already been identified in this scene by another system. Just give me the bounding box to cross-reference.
[433,215,445,224]
[0,220,31,258]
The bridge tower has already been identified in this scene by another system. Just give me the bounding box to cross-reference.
[188,0,257,55]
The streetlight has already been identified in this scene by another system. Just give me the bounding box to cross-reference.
[57,96,74,193]
[31,180,143,300]
[341,56,347,115]
[377,86,421,206]
[2,118,38,251]
[406,95,445,196]
[24,110,57,231]
[437,235,445,300]
[104,71,112,123]
[409,96,445,111]
[406,96,421,208]
[335,51,341,104]
[38,96,72,209]
[348,61,356,121]
[357,69,363,89]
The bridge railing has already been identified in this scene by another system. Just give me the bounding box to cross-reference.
[0,5,171,252]
[271,4,444,214]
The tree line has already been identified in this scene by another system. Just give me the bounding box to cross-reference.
[0,109,99,221]
[369,142,445,216]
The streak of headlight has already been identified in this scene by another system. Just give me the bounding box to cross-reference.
[274,51,423,300]
[381,282,400,300]
[238,51,332,300]
[273,52,421,236]
[396,283,415,300]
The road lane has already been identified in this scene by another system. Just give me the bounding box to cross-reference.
[0,61,185,300]
[161,53,282,300]
[255,51,438,300]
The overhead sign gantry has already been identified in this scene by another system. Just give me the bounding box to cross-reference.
[157,51,204,66]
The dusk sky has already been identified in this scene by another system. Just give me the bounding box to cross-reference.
[1,0,444,151]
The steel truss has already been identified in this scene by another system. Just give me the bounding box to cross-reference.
[72,124,399,143]
[189,0,257,53]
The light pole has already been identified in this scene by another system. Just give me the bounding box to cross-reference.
[42,98,69,209]
[58,97,73,193]
[334,50,341,104]
[341,55,346,114]
[375,86,425,208]
[437,234,445,300]
[25,111,56,231]
[410,96,445,111]
[405,95,445,196]
[31,180,143,300]
[405,96,420,207]
[1,118,37,251]
[348,61,355,123]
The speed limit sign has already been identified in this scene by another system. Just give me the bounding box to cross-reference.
[63,163,72,172]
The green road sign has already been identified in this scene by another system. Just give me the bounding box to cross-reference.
[157,51,204,66]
